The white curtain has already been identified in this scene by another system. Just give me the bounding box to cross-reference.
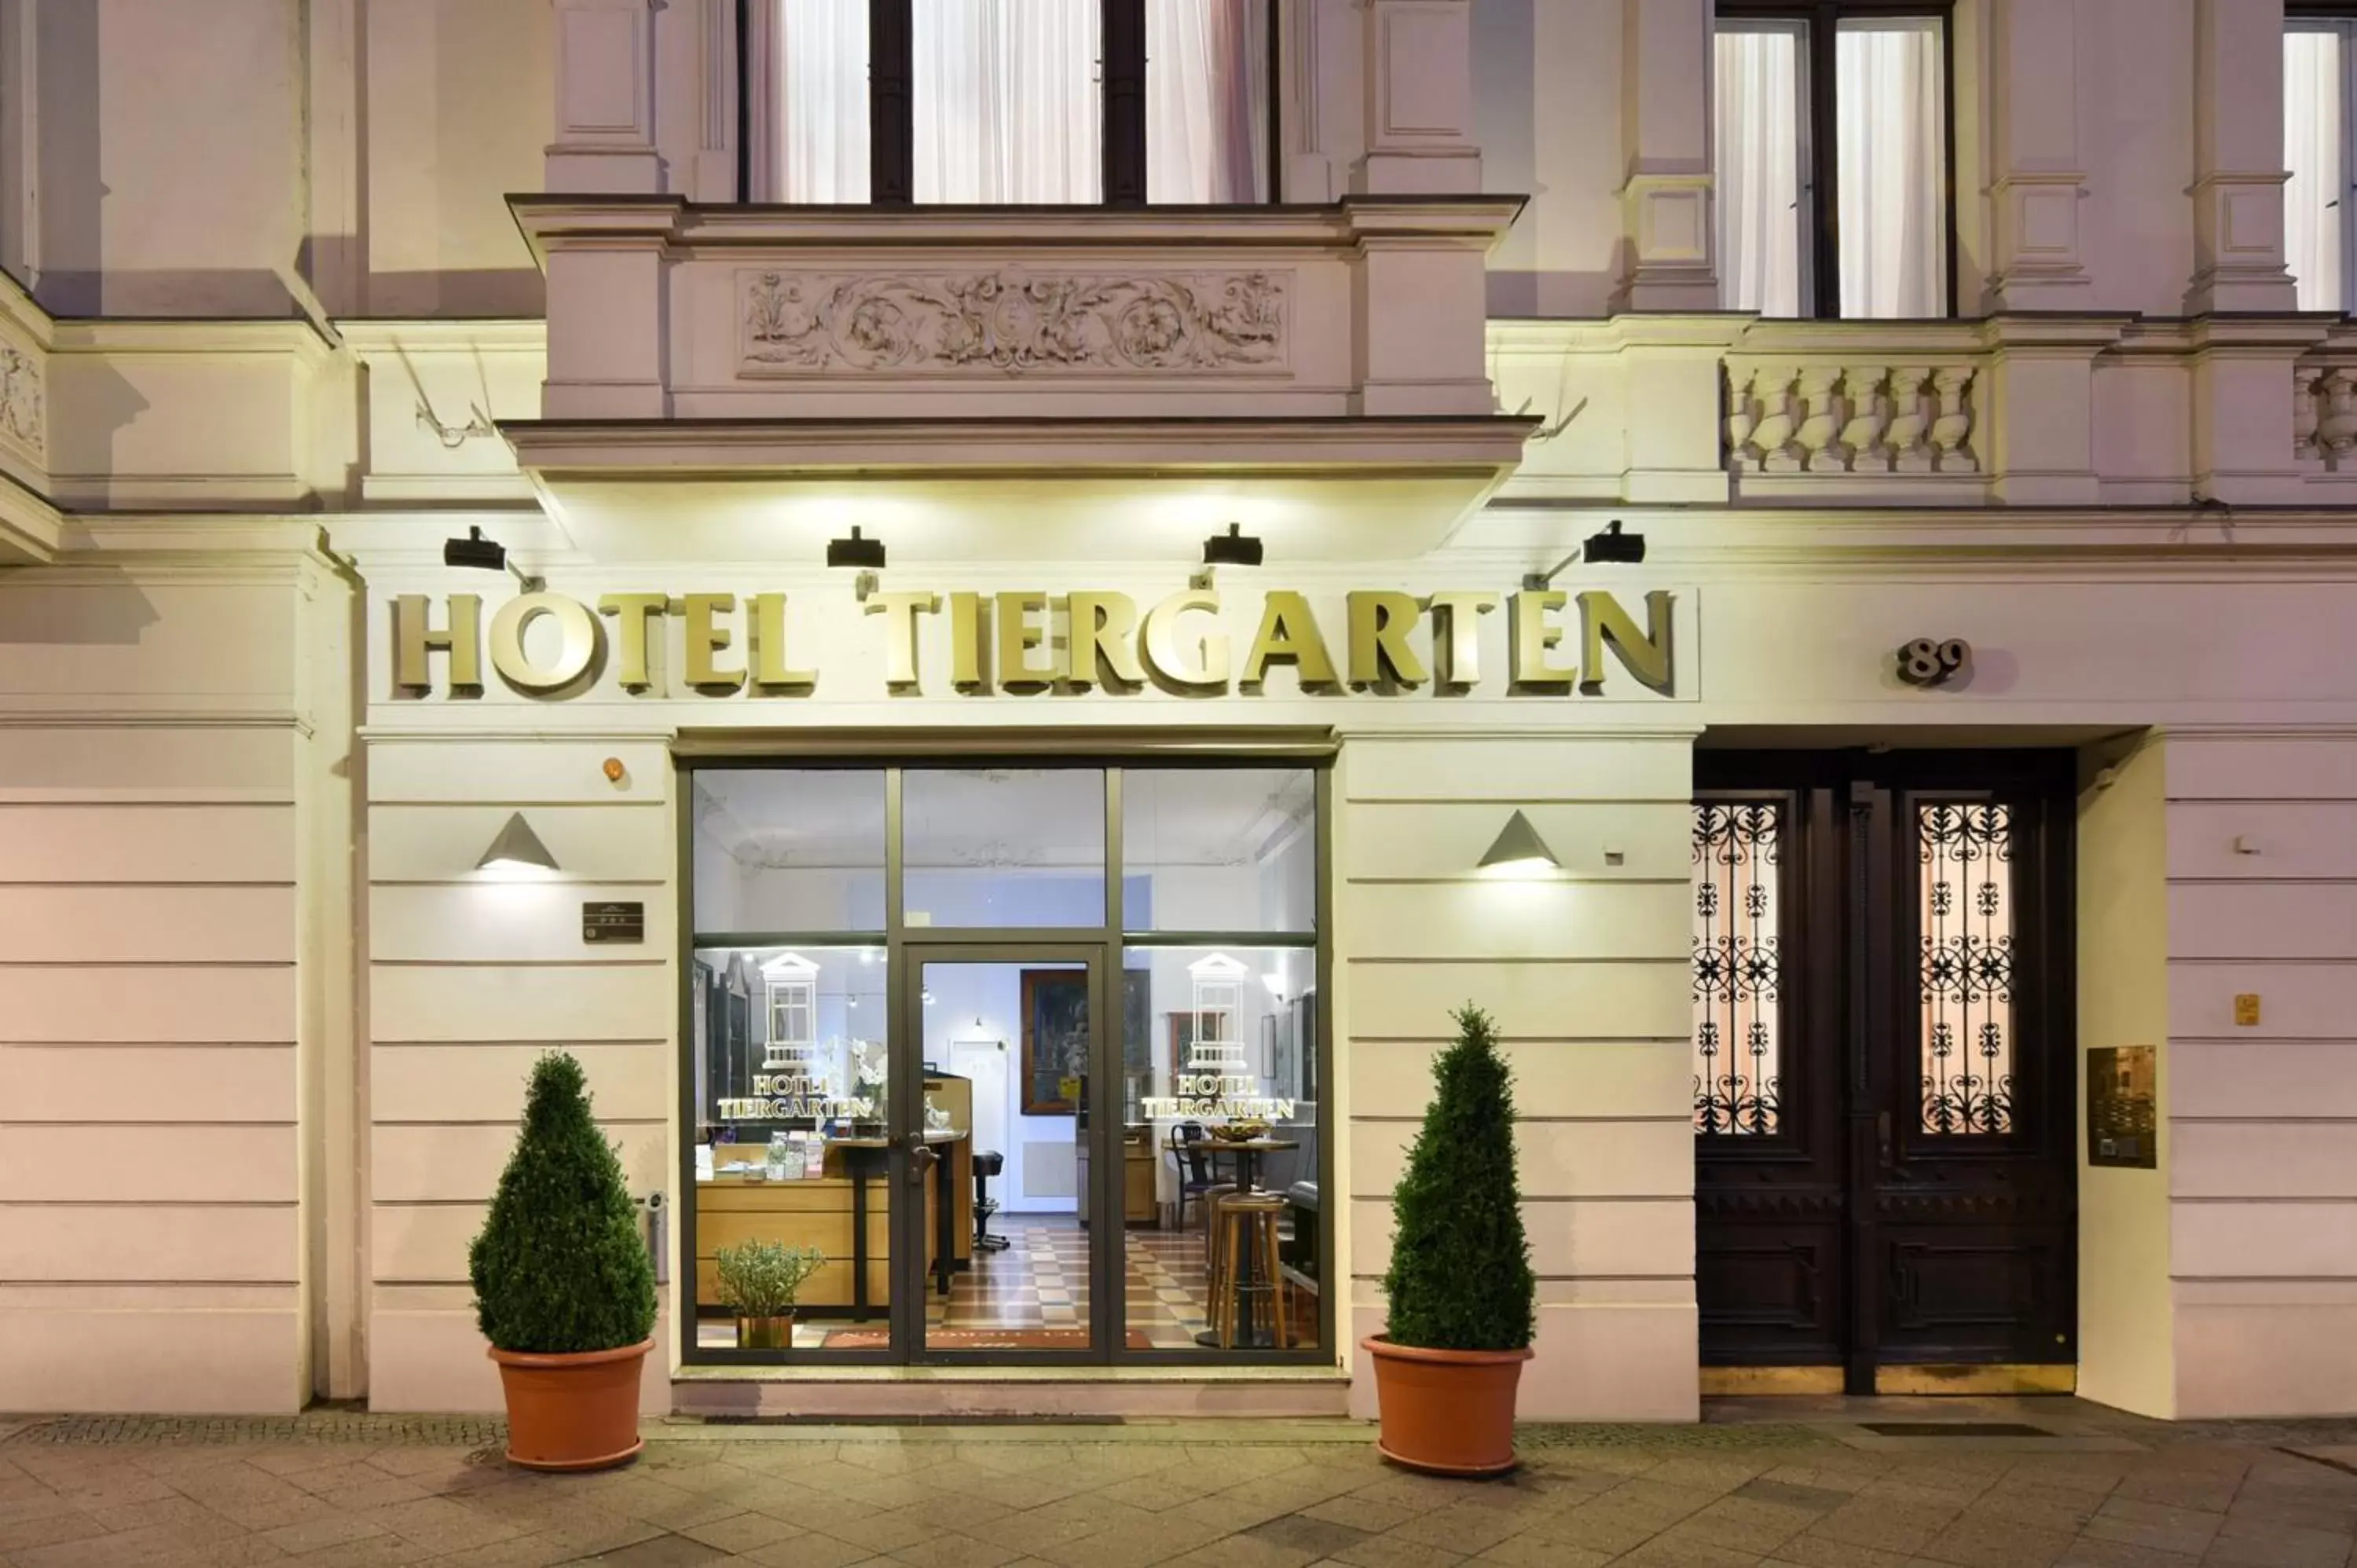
[1835,16,1945,319]
[1149,0,1271,203]
[2286,27,2348,314]
[763,0,1270,205]
[768,0,872,203]
[916,0,1102,203]
[1715,24,1805,317]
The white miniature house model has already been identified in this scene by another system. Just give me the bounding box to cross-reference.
[757,951,820,1088]
[1185,952,1249,1072]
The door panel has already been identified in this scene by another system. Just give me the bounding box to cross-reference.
[1695,752,2077,1390]
[903,953,1103,1361]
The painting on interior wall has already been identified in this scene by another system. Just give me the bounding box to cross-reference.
[1121,970,1153,1120]
[1264,1012,1292,1097]
[1019,969,1090,1116]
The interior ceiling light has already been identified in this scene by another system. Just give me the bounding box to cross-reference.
[1522,518,1647,591]
[1477,810,1560,877]
[442,526,544,592]
[476,811,560,874]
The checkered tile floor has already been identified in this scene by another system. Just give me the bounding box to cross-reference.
[924,1215,1211,1348]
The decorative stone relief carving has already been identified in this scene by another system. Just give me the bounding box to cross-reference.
[738,267,1289,377]
[0,345,45,459]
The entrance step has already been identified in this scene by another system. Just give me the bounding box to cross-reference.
[671,1367,1350,1420]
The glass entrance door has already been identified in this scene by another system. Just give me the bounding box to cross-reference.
[900,950,1108,1361]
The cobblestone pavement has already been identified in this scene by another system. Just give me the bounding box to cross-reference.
[5,1401,2357,1568]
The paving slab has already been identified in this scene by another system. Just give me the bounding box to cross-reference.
[0,1403,2352,1566]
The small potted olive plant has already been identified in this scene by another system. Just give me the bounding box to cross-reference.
[716,1239,825,1350]
[1363,1005,1537,1476]
[468,1053,657,1471]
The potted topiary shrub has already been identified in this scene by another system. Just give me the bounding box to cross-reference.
[1363,1004,1536,1475]
[716,1239,825,1349]
[469,1052,657,1471]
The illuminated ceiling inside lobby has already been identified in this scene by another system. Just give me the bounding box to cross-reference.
[693,764,1312,871]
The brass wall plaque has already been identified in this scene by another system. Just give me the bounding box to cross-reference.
[583,901,646,945]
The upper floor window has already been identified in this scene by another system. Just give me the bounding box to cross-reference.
[2286,12,2354,313]
[751,0,1274,206]
[1714,3,1951,318]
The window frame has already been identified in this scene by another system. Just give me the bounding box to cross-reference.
[741,0,1285,208]
[677,754,1335,1370]
[1715,0,1959,319]
[2287,7,2357,313]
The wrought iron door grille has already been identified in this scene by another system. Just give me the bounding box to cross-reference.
[1692,802,1782,1135]
[1918,802,2015,1134]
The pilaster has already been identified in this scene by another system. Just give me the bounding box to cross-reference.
[546,0,663,195]
[1618,0,1717,311]
[1358,0,1482,195]
[1986,0,2091,310]
[1979,316,2125,506]
[2189,318,2333,504]
[2189,0,2297,313]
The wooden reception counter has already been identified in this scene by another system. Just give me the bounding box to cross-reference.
[694,1129,970,1316]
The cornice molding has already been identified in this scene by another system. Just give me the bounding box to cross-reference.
[500,412,1540,474]
[46,317,338,366]
[337,319,549,354]
[0,467,61,564]
[507,193,1529,271]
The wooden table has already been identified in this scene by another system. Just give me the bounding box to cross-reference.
[1201,1137,1299,1196]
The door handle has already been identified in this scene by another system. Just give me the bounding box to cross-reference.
[903,1135,939,1183]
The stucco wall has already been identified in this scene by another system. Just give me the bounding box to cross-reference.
[364,737,676,1415]
[0,543,331,1413]
[1338,733,1698,1422]
[2167,733,2357,1418]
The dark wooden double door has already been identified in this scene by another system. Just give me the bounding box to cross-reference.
[1694,751,2077,1393]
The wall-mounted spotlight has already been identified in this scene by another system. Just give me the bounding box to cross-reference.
[1477,810,1560,877]
[1193,522,1263,588]
[1521,518,1648,591]
[1204,522,1263,568]
[827,526,886,602]
[476,811,561,874]
[443,526,544,593]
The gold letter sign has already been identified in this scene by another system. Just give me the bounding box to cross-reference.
[393,586,1677,701]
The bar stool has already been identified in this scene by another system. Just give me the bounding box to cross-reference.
[972,1151,1009,1253]
[1211,1192,1288,1350]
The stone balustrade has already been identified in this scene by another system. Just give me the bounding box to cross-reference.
[1725,361,1982,477]
[2293,359,2357,473]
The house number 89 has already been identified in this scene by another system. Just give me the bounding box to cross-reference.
[1897,638,1971,687]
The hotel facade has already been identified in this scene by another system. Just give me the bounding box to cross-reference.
[3,0,2356,1424]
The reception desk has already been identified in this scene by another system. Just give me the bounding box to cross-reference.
[694,1128,969,1318]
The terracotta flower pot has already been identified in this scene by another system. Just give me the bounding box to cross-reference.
[488,1339,651,1471]
[1363,1335,1533,1477]
[737,1312,794,1350]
